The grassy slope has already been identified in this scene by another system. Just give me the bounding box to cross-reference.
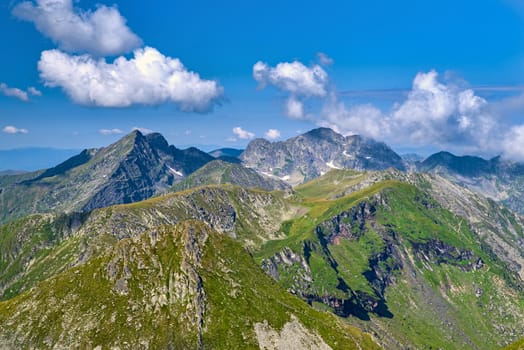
[0,185,300,300]
[1,169,522,349]
[172,159,289,192]
[504,338,524,350]
[257,172,524,349]
[0,221,380,349]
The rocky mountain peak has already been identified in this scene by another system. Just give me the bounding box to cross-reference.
[240,127,404,185]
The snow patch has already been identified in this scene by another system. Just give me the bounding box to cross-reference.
[260,171,276,178]
[167,165,184,177]
[281,175,290,181]
[326,161,342,170]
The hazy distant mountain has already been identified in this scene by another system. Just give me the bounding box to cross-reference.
[401,153,424,162]
[417,151,524,213]
[0,148,80,171]
[241,127,405,185]
[0,130,213,224]
[419,151,495,177]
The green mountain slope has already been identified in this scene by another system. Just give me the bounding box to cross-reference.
[504,338,524,350]
[0,221,380,349]
[172,159,291,192]
[257,174,524,349]
[1,169,522,349]
[0,185,301,300]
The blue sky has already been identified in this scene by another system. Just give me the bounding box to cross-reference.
[2,0,524,159]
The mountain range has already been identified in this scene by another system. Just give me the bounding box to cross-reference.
[0,127,523,349]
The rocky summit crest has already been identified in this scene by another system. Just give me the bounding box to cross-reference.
[240,127,405,186]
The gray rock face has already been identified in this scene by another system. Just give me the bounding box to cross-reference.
[0,130,214,223]
[240,127,405,185]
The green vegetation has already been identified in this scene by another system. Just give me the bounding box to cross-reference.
[0,168,522,349]
[294,169,366,200]
[504,338,524,350]
[0,221,380,349]
[255,171,524,349]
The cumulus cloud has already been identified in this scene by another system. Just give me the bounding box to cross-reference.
[320,98,386,140]
[320,70,501,155]
[253,60,328,97]
[3,125,29,134]
[0,83,29,101]
[389,70,492,146]
[98,128,123,135]
[253,59,329,120]
[13,0,142,56]
[253,56,524,161]
[264,128,281,140]
[233,126,255,139]
[38,47,224,111]
[317,52,334,66]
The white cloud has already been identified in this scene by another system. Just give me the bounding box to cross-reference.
[13,0,142,56]
[285,96,305,119]
[317,52,334,66]
[320,98,386,140]
[320,70,499,155]
[3,125,29,134]
[233,126,255,139]
[264,129,281,140]
[389,71,493,148]
[38,47,223,111]
[503,125,524,161]
[28,86,42,96]
[132,126,153,134]
[98,128,124,135]
[253,60,328,97]
[226,136,237,142]
[0,83,29,101]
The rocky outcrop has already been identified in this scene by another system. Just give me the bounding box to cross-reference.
[241,127,405,185]
[254,316,332,350]
[411,239,482,272]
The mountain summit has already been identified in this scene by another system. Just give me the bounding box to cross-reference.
[241,127,405,185]
[0,130,213,224]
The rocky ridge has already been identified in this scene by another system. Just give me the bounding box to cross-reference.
[0,130,214,224]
